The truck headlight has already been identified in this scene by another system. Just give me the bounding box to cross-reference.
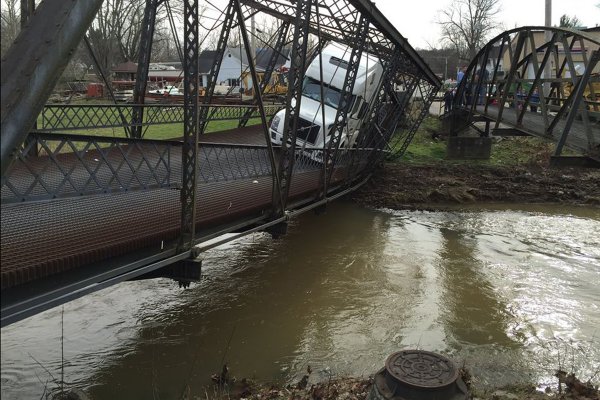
[271,115,281,132]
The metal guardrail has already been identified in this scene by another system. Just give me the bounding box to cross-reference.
[0,131,375,204]
[1,133,175,203]
[40,103,283,131]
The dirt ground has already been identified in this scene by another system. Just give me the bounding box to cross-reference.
[196,373,599,400]
[352,162,600,209]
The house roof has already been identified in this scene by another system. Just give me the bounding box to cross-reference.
[255,47,290,70]
[198,50,218,74]
[112,61,138,73]
[583,26,600,36]
[113,46,293,76]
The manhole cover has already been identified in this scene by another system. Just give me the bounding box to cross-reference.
[385,350,459,389]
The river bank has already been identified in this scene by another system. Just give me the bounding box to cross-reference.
[178,369,599,400]
[352,162,600,209]
[358,116,600,209]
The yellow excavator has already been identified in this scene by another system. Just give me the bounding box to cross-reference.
[563,72,600,111]
[240,71,288,99]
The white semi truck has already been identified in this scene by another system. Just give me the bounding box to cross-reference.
[269,43,383,153]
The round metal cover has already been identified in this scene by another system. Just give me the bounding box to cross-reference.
[385,350,459,389]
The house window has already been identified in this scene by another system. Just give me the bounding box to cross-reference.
[227,78,240,87]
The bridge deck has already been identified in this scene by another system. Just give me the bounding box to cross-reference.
[470,105,600,159]
[1,126,353,290]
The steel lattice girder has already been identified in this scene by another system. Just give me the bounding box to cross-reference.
[276,0,314,212]
[240,0,440,87]
[180,0,200,251]
[0,0,104,177]
[324,15,370,185]
[131,0,160,139]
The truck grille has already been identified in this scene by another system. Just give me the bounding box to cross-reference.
[296,118,321,145]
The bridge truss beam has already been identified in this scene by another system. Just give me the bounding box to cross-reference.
[323,15,370,188]
[131,0,161,139]
[179,0,201,251]
[276,0,314,213]
[452,27,600,161]
[1,0,442,326]
[0,0,104,177]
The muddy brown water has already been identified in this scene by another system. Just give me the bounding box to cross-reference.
[1,202,599,399]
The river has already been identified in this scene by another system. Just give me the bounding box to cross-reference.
[1,202,599,399]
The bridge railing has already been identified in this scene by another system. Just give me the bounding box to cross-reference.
[1,132,177,204]
[0,131,376,204]
[39,103,283,132]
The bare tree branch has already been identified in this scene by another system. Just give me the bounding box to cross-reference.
[437,0,502,62]
[1,0,20,56]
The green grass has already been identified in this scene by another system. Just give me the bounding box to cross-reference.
[36,99,265,155]
[392,115,556,167]
[396,117,447,162]
[39,98,263,141]
[69,119,257,140]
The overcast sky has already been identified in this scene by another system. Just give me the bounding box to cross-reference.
[199,0,600,50]
[374,0,600,49]
[5,0,596,51]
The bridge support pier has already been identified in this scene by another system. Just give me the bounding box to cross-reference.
[313,204,327,215]
[131,258,202,288]
[265,222,288,239]
[446,136,492,160]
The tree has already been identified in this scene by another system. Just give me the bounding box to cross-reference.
[558,14,582,29]
[1,0,20,57]
[417,47,460,81]
[84,0,185,77]
[437,0,502,63]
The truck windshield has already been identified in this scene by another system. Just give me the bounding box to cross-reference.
[302,77,342,108]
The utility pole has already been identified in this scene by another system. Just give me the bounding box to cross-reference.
[250,14,257,95]
[544,0,552,96]
[444,56,448,82]
[251,15,256,66]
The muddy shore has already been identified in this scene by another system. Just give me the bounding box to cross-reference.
[352,162,600,209]
[191,371,599,400]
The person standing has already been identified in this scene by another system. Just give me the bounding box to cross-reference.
[456,66,467,105]
[530,88,540,112]
[457,66,466,83]
[443,86,454,113]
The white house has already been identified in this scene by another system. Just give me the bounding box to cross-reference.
[198,46,290,92]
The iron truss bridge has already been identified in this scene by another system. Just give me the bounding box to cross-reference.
[447,27,600,162]
[0,0,440,326]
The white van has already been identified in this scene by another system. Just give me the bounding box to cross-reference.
[269,43,383,154]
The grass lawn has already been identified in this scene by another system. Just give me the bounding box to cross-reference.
[40,99,263,141]
[58,119,259,140]
[393,115,556,167]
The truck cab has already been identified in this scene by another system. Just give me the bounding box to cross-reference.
[269,43,383,153]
